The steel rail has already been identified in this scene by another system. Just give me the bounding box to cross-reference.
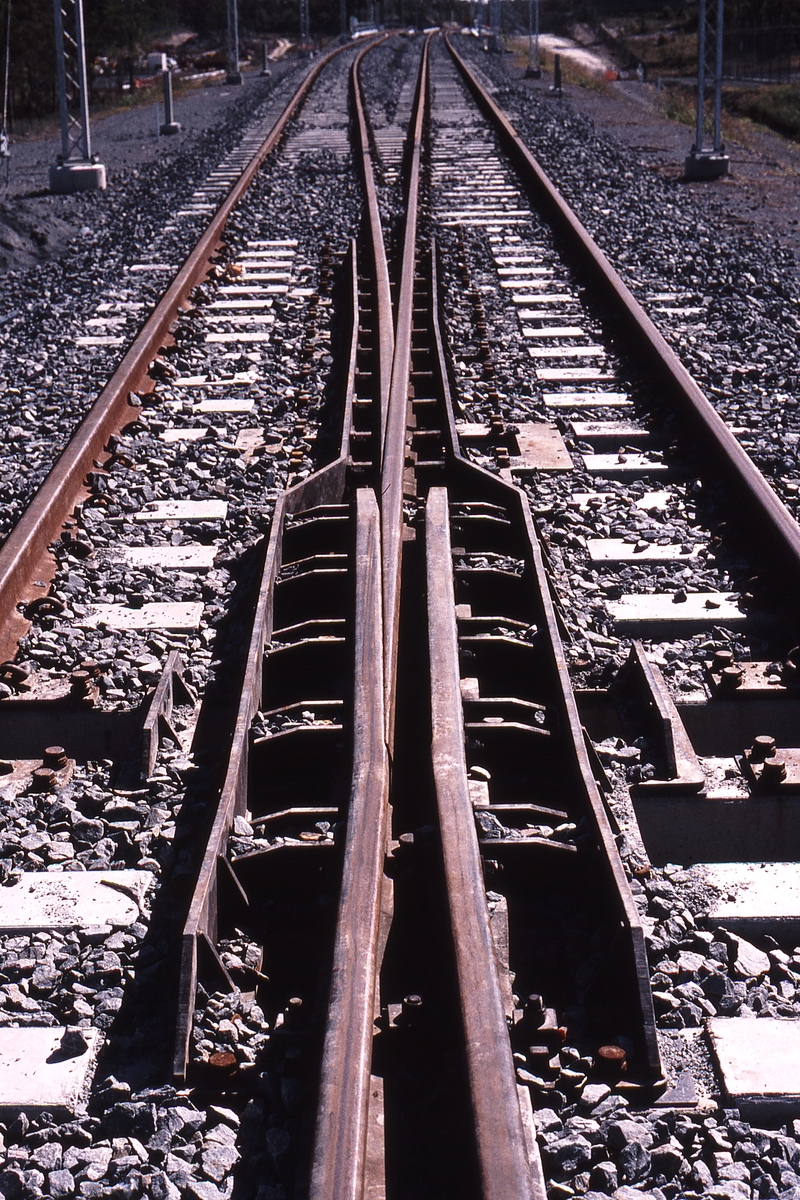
[309,487,388,1200]
[175,51,402,1183]
[381,33,431,748]
[444,33,800,589]
[0,39,361,661]
[175,36,401,1175]
[353,37,395,447]
[172,242,362,1082]
[307,42,437,1194]
[176,252,392,1200]
[426,484,540,1200]
[428,240,662,1081]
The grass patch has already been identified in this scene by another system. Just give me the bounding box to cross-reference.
[504,35,614,93]
[728,84,800,139]
[660,81,696,125]
[658,79,800,145]
[657,82,764,147]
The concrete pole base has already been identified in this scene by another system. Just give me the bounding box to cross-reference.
[49,161,107,194]
[684,151,729,180]
[160,121,181,135]
[260,68,272,77]
[525,66,541,78]
[226,72,244,85]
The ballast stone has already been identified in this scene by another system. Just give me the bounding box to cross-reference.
[715,929,771,979]
[613,1188,650,1200]
[534,1107,563,1135]
[606,1120,654,1151]
[580,1083,611,1108]
[589,1161,618,1192]
[48,1168,76,1197]
[542,1134,592,1174]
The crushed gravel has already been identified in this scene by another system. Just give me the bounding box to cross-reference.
[0,40,421,1200]
[0,33,798,1200]
[454,38,800,512]
[0,60,307,544]
[429,39,800,1200]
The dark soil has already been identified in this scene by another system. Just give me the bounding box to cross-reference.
[0,61,298,274]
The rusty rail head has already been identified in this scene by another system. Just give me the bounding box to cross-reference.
[173,244,363,1084]
[339,239,361,461]
[353,38,396,448]
[427,238,662,1081]
[0,40,356,659]
[430,238,465,464]
[381,33,431,750]
[425,485,540,1200]
[172,488,283,1083]
[444,32,800,596]
[309,486,388,1200]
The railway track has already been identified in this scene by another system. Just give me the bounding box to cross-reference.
[0,33,389,1196]
[0,25,798,1200]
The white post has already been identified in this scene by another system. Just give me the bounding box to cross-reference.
[160,68,181,134]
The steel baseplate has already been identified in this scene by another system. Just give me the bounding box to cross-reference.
[684,151,729,181]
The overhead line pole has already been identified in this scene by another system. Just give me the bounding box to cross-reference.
[685,0,728,179]
[226,0,243,84]
[525,0,540,77]
[49,0,106,192]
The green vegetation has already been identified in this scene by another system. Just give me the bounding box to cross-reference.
[641,35,800,144]
[729,83,800,139]
[505,34,614,90]
[0,0,417,125]
[661,81,698,124]
[656,83,747,150]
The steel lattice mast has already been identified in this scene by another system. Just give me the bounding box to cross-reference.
[50,0,105,191]
[685,0,729,179]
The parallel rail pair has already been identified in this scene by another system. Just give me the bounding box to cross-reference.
[1,26,800,1200]
[174,33,656,1200]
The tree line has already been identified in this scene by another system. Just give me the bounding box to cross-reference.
[2,0,436,123]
